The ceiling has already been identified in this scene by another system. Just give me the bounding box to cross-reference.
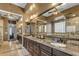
[0,3,26,22]
[0,10,21,21]
[42,3,79,17]
[12,3,27,8]
[0,3,79,22]
[25,3,59,19]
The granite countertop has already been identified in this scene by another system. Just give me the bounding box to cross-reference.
[23,36,79,56]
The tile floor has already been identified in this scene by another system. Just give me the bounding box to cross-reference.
[0,40,31,56]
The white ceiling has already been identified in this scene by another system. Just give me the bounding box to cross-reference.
[42,3,79,17]
[12,3,27,8]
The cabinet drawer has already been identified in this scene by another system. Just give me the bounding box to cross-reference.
[33,42,40,51]
[28,49,34,56]
[40,48,52,56]
[53,49,71,56]
[41,51,51,56]
[23,38,27,49]
[33,47,40,53]
[40,44,52,53]
[17,35,22,44]
[17,35,19,40]
[33,52,40,56]
[33,41,40,47]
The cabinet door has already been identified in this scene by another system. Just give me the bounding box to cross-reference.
[17,35,22,44]
[40,44,52,56]
[27,39,34,55]
[17,35,19,40]
[19,36,22,44]
[40,48,52,56]
[23,38,25,47]
[53,48,71,56]
[29,40,34,49]
[23,38,27,49]
[33,41,40,55]
[41,51,49,56]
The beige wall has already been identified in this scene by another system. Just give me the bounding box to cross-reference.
[3,18,8,41]
[0,3,24,15]
[0,18,3,41]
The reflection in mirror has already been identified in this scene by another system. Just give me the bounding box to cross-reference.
[66,14,79,34]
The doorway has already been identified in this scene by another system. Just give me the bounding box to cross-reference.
[8,23,16,41]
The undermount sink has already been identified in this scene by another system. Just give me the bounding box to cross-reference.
[50,43,66,48]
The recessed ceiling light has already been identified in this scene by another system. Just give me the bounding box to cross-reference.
[52,3,57,6]
[29,6,33,11]
[32,4,35,8]
[29,4,35,11]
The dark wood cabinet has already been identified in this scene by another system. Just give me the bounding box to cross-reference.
[52,48,72,56]
[17,36,72,56]
[23,37,27,49]
[17,35,22,44]
[33,41,40,56]
[40,44,52,56]
[27,39,34,55]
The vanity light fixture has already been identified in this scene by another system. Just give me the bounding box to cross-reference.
[25,18,29,22]
[30,14,38,19]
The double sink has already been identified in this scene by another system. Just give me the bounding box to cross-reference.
[37,37,67,48]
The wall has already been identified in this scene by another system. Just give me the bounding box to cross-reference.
[3,18,8,41]
[0,3,24,14]
[0,19,3,41]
